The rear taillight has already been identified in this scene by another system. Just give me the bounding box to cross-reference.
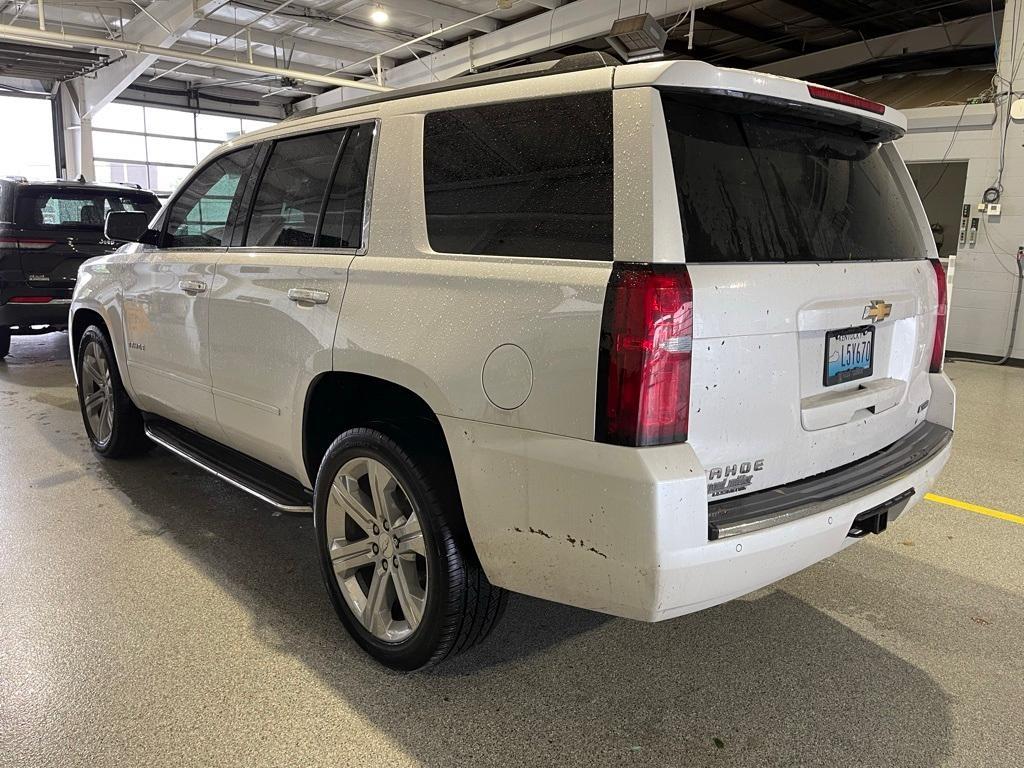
[0,237,55,250]
[596,263,693,447]
[9,296,54,303]
[929,258,948,373]
[807,85,886,115]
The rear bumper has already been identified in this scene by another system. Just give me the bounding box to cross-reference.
[649,439,949,620]
[707,421,952,540]
[442,407,952,623]
[0,299,72,329]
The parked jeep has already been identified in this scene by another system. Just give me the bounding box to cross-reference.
[70,54,954,670]
[0,177,159,357]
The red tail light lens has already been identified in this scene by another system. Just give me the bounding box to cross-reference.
[0,237,55,250]
[929,258,948,373]
[807,85,886,115]
[597,263,693,447]
[9,296,54,303]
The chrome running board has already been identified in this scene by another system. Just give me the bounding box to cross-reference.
[144,419,313,514]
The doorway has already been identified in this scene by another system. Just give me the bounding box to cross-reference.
[907,162,969,258]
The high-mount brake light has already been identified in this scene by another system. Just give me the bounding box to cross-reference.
[929,259,948,373]
[596,263,693,447]
[807,85,886,115]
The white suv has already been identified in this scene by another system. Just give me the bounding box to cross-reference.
[70,54,955,670]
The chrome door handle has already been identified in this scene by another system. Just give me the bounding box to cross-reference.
[179,280,207,294]
[287,288,329,305]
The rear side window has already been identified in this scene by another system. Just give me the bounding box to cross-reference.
[661,91,925,263]
[246,130,344,247]
[320,123,374,249]
[243,122,374,249]
[14,189,158,229]
[164,146,256,248]
[423,93,613,260]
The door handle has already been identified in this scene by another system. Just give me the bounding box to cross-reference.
[288,288,329,305]
[179,280,207,294]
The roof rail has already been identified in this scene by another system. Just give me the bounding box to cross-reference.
[2,175,29,183]
[289,51,620,120]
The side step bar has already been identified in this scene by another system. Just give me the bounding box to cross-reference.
[144,418,313,513]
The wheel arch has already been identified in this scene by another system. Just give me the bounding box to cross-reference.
[302,371,453,486]
[70,305,109,384]
[303,370,491,598]
[69,302,134,403]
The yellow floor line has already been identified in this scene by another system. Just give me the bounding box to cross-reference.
[924,493,1024,526]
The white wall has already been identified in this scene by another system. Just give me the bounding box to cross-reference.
[898,3,1024,359]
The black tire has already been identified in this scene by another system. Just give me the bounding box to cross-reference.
[75,325,149,458]
[0,326,10,359]
[314,426,507,671]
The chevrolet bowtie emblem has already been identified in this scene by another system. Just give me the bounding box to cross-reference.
[863,300,892,323]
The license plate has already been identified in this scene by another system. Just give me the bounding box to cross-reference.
[824,326,874,386]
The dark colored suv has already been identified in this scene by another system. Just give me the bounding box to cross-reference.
[0,178,160,358]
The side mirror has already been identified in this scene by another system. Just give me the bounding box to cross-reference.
[104,210,150,243]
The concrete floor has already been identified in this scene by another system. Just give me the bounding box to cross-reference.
[1,333,1022,768]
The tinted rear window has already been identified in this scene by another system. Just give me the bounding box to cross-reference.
[423,93,613,260]
[661,91,925,263]
[15,189,158,229]
[246,130,344,248]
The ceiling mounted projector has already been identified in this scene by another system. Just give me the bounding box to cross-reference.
[605,13,667,62]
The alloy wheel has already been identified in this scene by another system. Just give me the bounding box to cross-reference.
[80,340,114,446]
[326,457,428,643]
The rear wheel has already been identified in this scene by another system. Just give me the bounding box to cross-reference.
[314,427,507,670]
[0,326,10,358]
[75,325,148,458]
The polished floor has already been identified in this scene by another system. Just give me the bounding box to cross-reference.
[1,332,1022,768]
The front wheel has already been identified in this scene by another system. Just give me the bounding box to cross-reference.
[0,326,10,358]
[314,427,507,670]
[75,325,149,458]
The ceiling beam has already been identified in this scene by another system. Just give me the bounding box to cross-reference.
[811,44,998,86]
[78,0,227,117]
[297,0,731,110]
[696,8,821,54]
[777,0,899,38]
[0,23,392,95]
[222,0,441,52]
[757,11,1001,82]
[143,61,322,95]
[381,0,499,33]
[193,18,395,68]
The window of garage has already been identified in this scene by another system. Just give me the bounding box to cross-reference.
[91,102,273,197]
[0,94,55,179]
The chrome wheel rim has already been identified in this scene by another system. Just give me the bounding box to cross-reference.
[80,340,114,446]
[326,457,428,643]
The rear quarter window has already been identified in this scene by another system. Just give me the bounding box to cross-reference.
[14,189,159,228]
[423,93,613,261]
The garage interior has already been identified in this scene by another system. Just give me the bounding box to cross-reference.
[1,0,1023,766]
